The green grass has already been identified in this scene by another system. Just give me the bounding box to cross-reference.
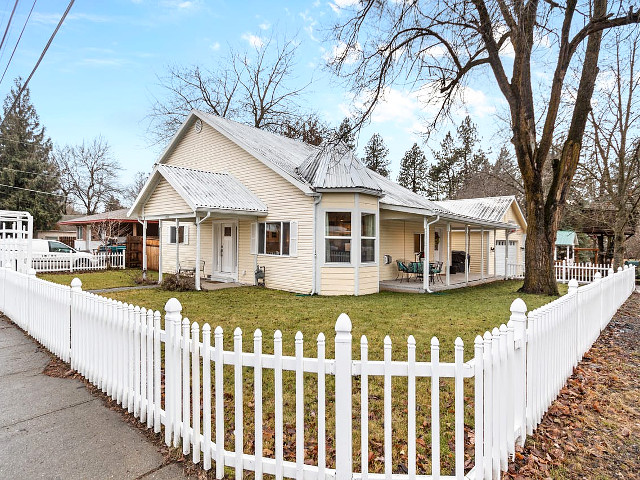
[38,269,158,291]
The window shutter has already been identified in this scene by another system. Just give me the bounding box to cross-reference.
[250,222,257,255]
[290,220,298,257]
[183,225,189,244]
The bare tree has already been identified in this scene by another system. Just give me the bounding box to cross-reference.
[329,0,640,294]
[577,31,640,267]
[54,137,122,215]
[124,171,148,207]
[148,34,310,144]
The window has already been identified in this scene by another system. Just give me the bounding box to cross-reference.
[76,226,83,238]
[414,233,425,254]
[361,213,376,263]
[169,225,188,244]
[325,212,351,263]
[48,241,73,253]
[257,221,291,256]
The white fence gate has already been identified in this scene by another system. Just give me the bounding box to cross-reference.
[0,263,636,479]
[31,251,126,273]
[0,210,33,273]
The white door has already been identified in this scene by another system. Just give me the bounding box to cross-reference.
[495,240,517,275]
[220,224,234,273]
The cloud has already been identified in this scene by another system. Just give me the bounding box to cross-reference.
[210,42,221,51]
[300,11,319,41]
[161,0,198,9]
[323,41,361,65]
[241,33,264,49]
[328,0,359,14]
[259,21,271,30]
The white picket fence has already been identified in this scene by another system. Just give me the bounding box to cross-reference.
[0,264,636,479]
[0,210,33,274]
[31,251,126,273]
[554,261,611,284]
[507,260,612,284]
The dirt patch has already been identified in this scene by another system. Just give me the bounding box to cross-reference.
[504,292,640,479]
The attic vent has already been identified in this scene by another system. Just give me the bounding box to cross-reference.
[194,119,203,133]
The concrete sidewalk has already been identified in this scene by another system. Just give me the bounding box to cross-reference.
[0,316,185,480]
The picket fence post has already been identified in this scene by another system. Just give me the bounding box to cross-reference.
[509,298,527,447]
[164,298,182,448]
[70,277,82,369]
[334,313,353,479]
[26,268,36,332]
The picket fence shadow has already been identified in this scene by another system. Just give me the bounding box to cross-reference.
[0,265,635,480]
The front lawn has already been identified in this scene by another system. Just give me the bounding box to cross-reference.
[38,269,158,291]
[104,280,568,475]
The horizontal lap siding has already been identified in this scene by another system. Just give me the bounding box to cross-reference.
[199,220,213,277]
[379,219,428,281]
[320,267,355,295]
[145,179,192,216]
[161,222,196,274]
[359,265,379,294]
[162,121,314,294]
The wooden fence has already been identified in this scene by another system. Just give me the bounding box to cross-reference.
[0,263,635,480]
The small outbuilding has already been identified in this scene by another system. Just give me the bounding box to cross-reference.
[555,230,578,262]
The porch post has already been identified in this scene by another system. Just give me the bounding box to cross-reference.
[446,222,451,286]
[142,219,147,281]
[566,245,570,263]
[86,225,92,252]
[481,227,485,280]
[195,215,201,291]
[158,220,163,283]
[465,225,469,285]
[505,229,510,278]
[175,218,180,274]
[423,216,430,292]
[493,228,497,277]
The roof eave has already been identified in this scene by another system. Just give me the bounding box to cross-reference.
[314,187,384,197]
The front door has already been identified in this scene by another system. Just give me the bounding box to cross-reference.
[220,224,234,273]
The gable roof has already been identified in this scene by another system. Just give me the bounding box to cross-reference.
[130,164,267,217]
[435,196,527,227]
[556,230,577,246]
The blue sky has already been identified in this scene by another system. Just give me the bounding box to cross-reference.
[1,0,506,189]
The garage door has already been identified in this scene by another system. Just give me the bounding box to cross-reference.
[495,240,517,276]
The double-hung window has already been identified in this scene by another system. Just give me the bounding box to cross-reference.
[169,225,188,244]
[361,213,376,263]
[325,212,351,263]
[258,221,291,256]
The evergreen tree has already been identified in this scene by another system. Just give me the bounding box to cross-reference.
[397,143,428,194]
[429,132,459,199]
[363,133,390,177]
[336,117,356,151]
[0,79,62,230]
[104,195,124,212]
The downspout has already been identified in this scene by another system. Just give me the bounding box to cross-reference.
[423,215,440,293]
[311,194,322,295]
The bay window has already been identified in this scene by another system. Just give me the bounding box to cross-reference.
[325,212,351,262]
[361,212,376,263]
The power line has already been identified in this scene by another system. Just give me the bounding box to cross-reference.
[0,182,64,196]
[0,0,74,128]
[0,0,19,59]
[0,0,37,86]
[1,166,58,177]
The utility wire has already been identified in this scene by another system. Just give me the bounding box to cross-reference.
[0,0,37,85]
[1,166,58,177]
[0,182,64,196]
[0,0,74,128]
[0,0,19,59]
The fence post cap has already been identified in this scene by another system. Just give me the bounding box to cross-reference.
[474,335,484,346]
[454,336,463,348]
[335,313,352,333]
[594,272,602,280]
[295,330,303,341]
[430,336,439,347]
[70,277,82,290]
[510,297,527,315]
[317,332,325,343]
[202,323,211,333]
[254,328,262,339]
[568,278,579,292]
[191,321,199,332]
[617,266,623,272]
[27,268,36,276]
[608,267,615,274]
[164,297,182,314]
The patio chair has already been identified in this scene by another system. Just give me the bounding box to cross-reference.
[432,261,444,283]
[408,261,423,281]
[396,260,409,282]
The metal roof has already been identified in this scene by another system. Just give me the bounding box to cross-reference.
[369,170,446,212]
[435,196,517,223]
[158,164,268,214]
[555,230,577,246]
[60,209,136,224]
[297,144,382,193]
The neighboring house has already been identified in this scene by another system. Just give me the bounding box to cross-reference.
[36,214,81,246]
[435,196,527,276]
[59,209,159,252]
[128,111,523,295]
[555,230,578,263]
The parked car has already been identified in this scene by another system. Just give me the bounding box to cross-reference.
[31,239,97,270]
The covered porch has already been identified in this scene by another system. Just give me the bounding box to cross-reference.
[378,205,518,293]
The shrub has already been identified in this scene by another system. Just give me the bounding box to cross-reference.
[161,274,195,292]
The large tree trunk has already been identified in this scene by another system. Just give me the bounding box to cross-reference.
[521,188,559,295]
[613,210,628,268]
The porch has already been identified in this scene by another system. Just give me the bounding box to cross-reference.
[380,272,505,293]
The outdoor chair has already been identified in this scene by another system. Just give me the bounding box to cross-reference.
[396,260,409,282]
